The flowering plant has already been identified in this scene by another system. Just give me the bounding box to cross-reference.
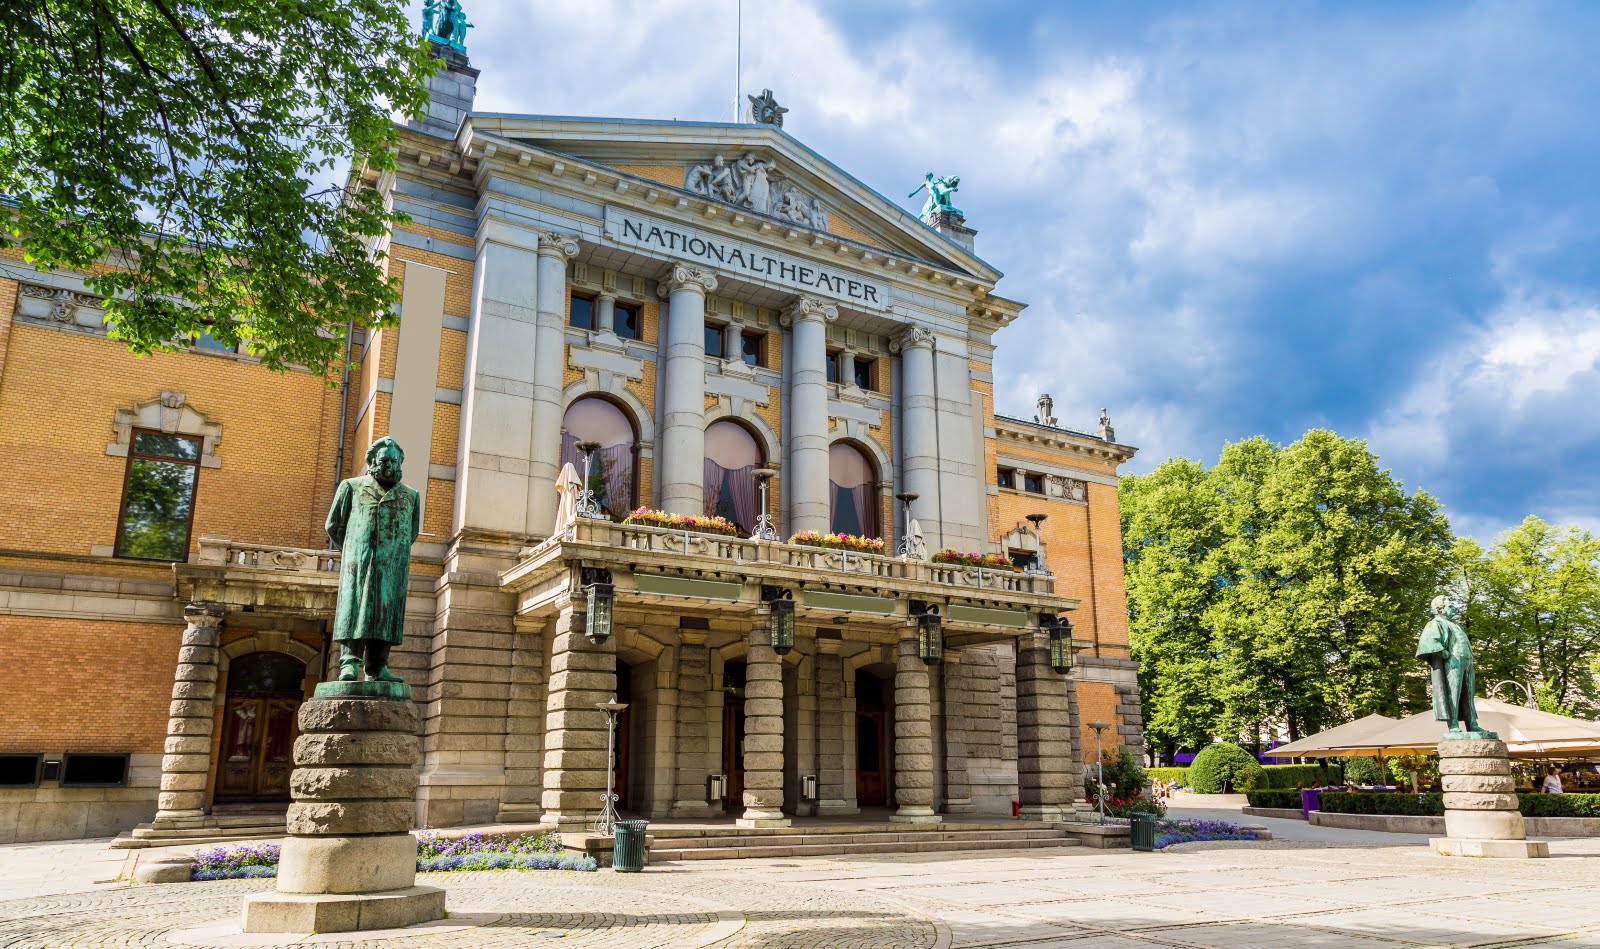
[1153,818,1260,849]
[191,843,280,880]
[931,549,1017,570]
[788,530,887,554]
[623,507,741,537]
[414,831,596,872]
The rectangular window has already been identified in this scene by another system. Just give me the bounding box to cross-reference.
[1023,473,1044,495]
[705,324,726,359]
[826,351,841,384]
[60,753,129,788]
[997,467,1016,489]
[614,302,640,340]
[853,357,876,390]
[0,754,42,788]
[740,330,766,367]
[569,292,595,330]
[115,429,201,561]
[192,323,235,353]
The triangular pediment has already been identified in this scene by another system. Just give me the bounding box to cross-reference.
[464,114,997,281]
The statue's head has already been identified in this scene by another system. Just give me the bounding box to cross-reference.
[367,437,405,488]
[712,155,725,168]
[1431,594,1455,619]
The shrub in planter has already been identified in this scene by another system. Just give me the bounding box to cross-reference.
[624,508,741,537]
[787,530,887,554]
[1107,794,1165,818]
[1245,789,1304,809]
[1318,791,1444,816]
[1342,756,1386,785]
[1188,744,1265,793]
[1147,766,1190,787]
[931,549,1017,570]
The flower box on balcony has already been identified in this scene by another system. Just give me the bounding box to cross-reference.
[787,531,887,555]
[622,508,742,537]
[931,549,1020,571]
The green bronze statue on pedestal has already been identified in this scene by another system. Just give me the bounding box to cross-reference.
[1416,594,1497,739]
[326,437,420,684]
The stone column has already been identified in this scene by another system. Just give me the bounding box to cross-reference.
[1017,632,1076,821]
[648,642,680,818]
[740,624,789,827]
[941,651,975,813]
[788,649,818,817]
[658,266,717,514]
[782,297,838,535]
[892,637,940,823]
[153,603,225,827]
[540,603,617,829]
[670,635,718,817]
[595,292,616,335]
[528,232,579,537]
[722,324,740,364]
[814,645,857,815]
[897,325,940,545]
[496,621,547,823]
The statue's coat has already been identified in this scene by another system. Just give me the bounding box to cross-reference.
[326,474,420,645]
[1416,615,1477,727]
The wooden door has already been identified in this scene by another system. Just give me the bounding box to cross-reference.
[856,704,887,806]
[722,696,746,808]
[217,694,300,802]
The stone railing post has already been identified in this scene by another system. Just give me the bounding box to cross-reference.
[739,624,789,827]
[152,602,225,827]
[892,636,940,823]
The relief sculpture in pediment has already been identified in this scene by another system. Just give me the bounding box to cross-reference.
[686,153,828,229]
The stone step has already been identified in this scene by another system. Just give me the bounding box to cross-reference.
[656,828,1068,850]
[650,835,1081,862]
[646,820,1053,839]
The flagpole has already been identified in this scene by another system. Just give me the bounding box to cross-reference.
[735,0,742,122]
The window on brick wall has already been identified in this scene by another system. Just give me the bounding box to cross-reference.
[115,430,201,561]
[569,292,595,330]
[1023,473,1044,495]
[996,467,1016,489]
[852,356,876,390]
[740,330,767,367]
[614,302,641,340]
[705,323,726,359]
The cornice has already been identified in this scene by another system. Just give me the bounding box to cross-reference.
[992,415,1138,464]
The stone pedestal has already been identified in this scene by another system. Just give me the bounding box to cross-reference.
[1430,738,1549,859]
[242,686,446,933]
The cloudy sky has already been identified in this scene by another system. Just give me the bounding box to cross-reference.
[448,0,1600,541]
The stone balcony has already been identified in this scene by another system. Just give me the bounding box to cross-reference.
[501,518,1078,644]
[173,536,342,615]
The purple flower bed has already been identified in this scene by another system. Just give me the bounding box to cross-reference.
[1154,818,1261,849]
[191,842,280,881]
[189,831,597,881]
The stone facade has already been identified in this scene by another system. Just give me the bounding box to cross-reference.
[0,45,1142,843]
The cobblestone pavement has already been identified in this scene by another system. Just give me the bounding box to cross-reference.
[6,837,1600,947]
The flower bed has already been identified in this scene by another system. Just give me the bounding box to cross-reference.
[1154,818,1261,849]
[931,549,1017,570]
[623,508,741,536]
[787,530,886,554]
[188,832,596,881]
[192,842,280,881]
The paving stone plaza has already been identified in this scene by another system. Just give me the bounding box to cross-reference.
[6,826,1600,947]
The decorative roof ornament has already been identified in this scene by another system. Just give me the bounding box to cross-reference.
[422,0,472,53]
[909,172,962,222]
[745,89,789,128]
[1035,393,1057,427]
[1097,407,1116,443]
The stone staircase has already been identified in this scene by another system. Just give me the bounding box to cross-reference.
[111,804,288,849]
[646,820,1081,862]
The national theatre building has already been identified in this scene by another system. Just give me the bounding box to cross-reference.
[0,40,1141,846]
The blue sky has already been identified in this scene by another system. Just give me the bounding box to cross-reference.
[452,0,1600,541]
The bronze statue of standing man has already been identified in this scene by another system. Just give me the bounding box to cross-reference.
[326,437,420,684]
[1416,594,1497,739]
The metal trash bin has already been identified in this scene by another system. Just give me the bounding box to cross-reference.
[1129,811,1158,852]
[612,819,649,872]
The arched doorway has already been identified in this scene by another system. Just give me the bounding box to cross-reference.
[721,659,746,811]
[855,667,893,808]
[829,441,880,539]
[704,419,764,534]
[560,397,639,519]
[216,652,306,802]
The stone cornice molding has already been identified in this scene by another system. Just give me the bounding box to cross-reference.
[779,296,838,327]
[535,231,581,260]
[657,266,718,298]
[992,415,1138,465]
[892,324,936,352]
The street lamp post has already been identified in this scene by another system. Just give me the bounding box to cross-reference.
[1088,720,1110,820]
[895,492,921,558]
[751,467,780,541]
[1489,680,1537,708]
[593,696,629,836]
[575,440,603,519]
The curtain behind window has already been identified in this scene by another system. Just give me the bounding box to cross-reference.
[704,459,759,533]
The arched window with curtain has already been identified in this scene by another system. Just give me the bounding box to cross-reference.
[560,397,639,520]
[828,441,880,539]
[703,419,763,534]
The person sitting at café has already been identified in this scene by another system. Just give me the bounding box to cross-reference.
[1543,769,1565,794]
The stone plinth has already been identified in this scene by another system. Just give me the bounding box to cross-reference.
[242,688,446,933]
[1430,738,1548,859]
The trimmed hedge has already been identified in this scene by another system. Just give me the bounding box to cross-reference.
[1519,793,1600,817]
[1189,744,1265,793]
[1342,756,1385,785]
[1147,767,1190,786]
[1320,791,1444,816]
[1259,764,1342,789]
[1244,789,1303,809]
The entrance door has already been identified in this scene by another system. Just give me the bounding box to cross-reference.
[856,670,888,806]
[721,660,746,810]
[216,652,306,802]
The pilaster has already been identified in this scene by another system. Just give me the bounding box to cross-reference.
[940,650,975,813]
[812,644,856,815]
[670,634,719,818]
[152,602,225,827]
[528,232,580,538]
[1017,633,1077,821]
[782,297,838,535]
[658,266,717,514]
[540,603,617,829]
[739,624,789,827]
[891,637,940,824]
[496,619,547,823]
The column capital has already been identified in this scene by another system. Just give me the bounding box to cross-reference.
[893,323,936,352]
[780,296,838,328]
[658,265,718,298]
[595,290,618,303]
[535,231,580,261]
[183,601,225,626]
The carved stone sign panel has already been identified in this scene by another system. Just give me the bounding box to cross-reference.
[604,207,891,311]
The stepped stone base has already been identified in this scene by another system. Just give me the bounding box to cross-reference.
[242,886,446,934]
[1431,837,1550,859]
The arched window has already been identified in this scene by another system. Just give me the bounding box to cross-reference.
[703,420,764,534]
[829,442,879,539]
[560,397,639,520]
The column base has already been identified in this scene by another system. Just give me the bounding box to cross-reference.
[737,808,790,828]
[816,800,859,817]
[943,798,976,814]
[1019,804,1075,822]
[891,806,942,824]
[242,886,446,934]
[668,801,722,819]
[495,803,544,823]
[1431,837,1549,859]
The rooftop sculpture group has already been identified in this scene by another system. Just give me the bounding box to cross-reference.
[686,153,828,228]
[422,0,471,52]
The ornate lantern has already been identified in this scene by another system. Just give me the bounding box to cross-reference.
[763,586,796,656]
[582,567,614,645]
[1047,615,1074,675]
[915,603,943,665]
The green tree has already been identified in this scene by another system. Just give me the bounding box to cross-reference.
[1,0,433,372]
